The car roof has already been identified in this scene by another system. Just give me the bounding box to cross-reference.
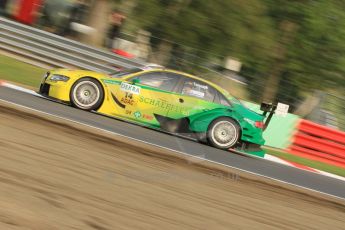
[137,68,230,96]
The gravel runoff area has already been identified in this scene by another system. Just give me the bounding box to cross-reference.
[0,101,344,230]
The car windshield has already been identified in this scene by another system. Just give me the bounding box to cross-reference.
[109,68,143,78]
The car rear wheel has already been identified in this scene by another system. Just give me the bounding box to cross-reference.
[207,118,240,149]
[70,78,104,111]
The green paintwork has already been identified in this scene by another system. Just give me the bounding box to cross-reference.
[102,79,121,85]
[102,76,267,148]
[125,81,266,147]
[188,106,265,146]
[243,101,300,149]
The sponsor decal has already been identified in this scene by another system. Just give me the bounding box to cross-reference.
[138,96,190,115]
[193,82,208,90]
[139,96,177,111]
[125,110,132,115]
[125,92,133,99]
[134,111,142,118]
[276,102,289,117]
[143,114,154,120]
[121,92,135,105]
[120,82,141,95]
[121,97,134,105]
[188,89,204,98]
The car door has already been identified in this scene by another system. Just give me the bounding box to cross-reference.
[167,77,221,119]
[125,71,181,126]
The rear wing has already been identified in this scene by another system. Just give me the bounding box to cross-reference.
[260,102,276,131]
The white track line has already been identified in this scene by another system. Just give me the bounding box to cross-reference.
[264,154,293,166]
[315,169,345,182]
[1,83,345,201]
[0,82,41,96]
[265,154,345,182]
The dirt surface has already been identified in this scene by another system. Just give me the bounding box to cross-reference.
[0,102,345,230]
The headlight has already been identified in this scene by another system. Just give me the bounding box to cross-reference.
[50,74,70,82]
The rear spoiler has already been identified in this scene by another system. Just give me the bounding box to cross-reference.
[260,102,277,131]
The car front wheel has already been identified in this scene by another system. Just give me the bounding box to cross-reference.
[70,78,104,111]
[207,118,240,149]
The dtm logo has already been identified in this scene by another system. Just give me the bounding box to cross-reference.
[120,82,141,95]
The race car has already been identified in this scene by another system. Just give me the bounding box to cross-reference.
[38,66,273,156]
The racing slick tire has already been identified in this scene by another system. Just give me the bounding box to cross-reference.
[70,77,104,111]
[207,117,240,149]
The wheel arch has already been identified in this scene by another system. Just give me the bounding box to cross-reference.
[188,108,243,134]
[207,116,241,131]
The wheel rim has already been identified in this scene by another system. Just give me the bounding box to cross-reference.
[211,121,238,147]
[72,81,100,109]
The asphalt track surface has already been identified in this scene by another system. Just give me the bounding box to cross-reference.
[1,86,345,200]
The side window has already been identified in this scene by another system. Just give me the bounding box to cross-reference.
[181,78,216,102]
[130,72,180,92]
[219,93,231,106]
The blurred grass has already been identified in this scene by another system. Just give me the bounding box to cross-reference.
[264,147,345,177]
[0,54,47,88]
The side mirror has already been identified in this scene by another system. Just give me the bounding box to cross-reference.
[132,78,140,85]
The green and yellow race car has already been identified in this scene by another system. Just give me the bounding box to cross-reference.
[38,65,272,156]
